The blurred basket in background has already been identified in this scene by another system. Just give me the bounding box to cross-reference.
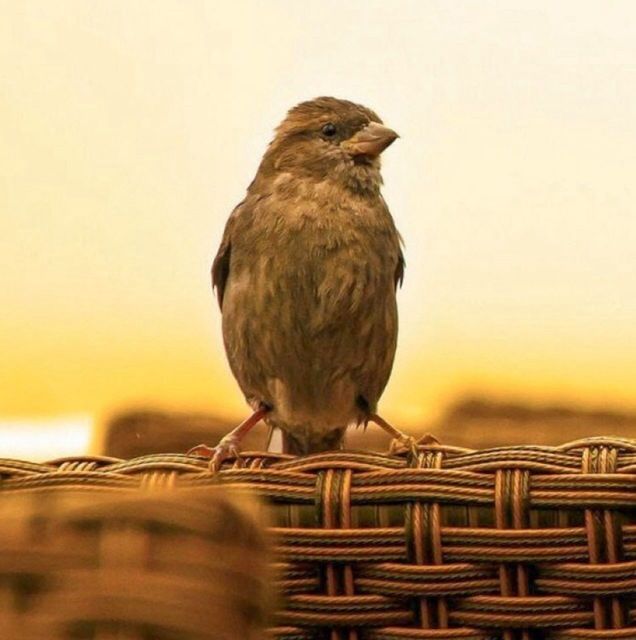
[101,399,636,458]
[1,437,636,638]
[441,398,636,448]
[0,483,271,640]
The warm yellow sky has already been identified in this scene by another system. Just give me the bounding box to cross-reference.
[2,1,636,431]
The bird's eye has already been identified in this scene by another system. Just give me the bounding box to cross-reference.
[321,123,337,137]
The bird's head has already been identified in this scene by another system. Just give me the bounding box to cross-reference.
[254,97,398,196]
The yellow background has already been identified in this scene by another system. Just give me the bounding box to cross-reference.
[2,1,636,455]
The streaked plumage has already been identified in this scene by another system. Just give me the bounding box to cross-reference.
[212,97,403,455]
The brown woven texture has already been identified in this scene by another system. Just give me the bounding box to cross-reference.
[0,486,271,640]
[1,436,636,639]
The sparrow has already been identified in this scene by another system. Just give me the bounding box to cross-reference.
[190,96,417,467]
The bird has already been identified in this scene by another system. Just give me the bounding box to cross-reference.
[189,96,420,469]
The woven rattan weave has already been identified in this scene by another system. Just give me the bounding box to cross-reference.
[1,436,635,639]
[0,485,271,639]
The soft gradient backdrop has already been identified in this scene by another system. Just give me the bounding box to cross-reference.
[2,1,636,455]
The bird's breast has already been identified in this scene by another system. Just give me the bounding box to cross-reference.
[221,181,400,428]
[230,183,398,321]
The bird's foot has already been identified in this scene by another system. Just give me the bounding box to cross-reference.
[188,434,242,472]
[388,433,439,456]
[370,413,419,456]
[388,433,419,456]
[187,406,270,472]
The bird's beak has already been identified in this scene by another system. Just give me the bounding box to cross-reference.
[342,122,399,158]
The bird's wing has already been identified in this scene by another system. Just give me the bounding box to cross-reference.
[395,247,405,289]
[380,194,404,290]
[211,200,245,309]
[212,194,271,308]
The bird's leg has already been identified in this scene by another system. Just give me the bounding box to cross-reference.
[188,406,270,472]
[369,413,439,456]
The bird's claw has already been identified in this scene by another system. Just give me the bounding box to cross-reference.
[388,432,440,456]
[187,436,242,472]
[389,434,419,456]
[187,443,216,457]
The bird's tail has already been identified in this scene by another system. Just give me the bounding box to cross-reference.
[266,426,346,455]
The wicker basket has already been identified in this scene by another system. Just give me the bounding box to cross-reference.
[1,436,636,639]
[0,484,271,639]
